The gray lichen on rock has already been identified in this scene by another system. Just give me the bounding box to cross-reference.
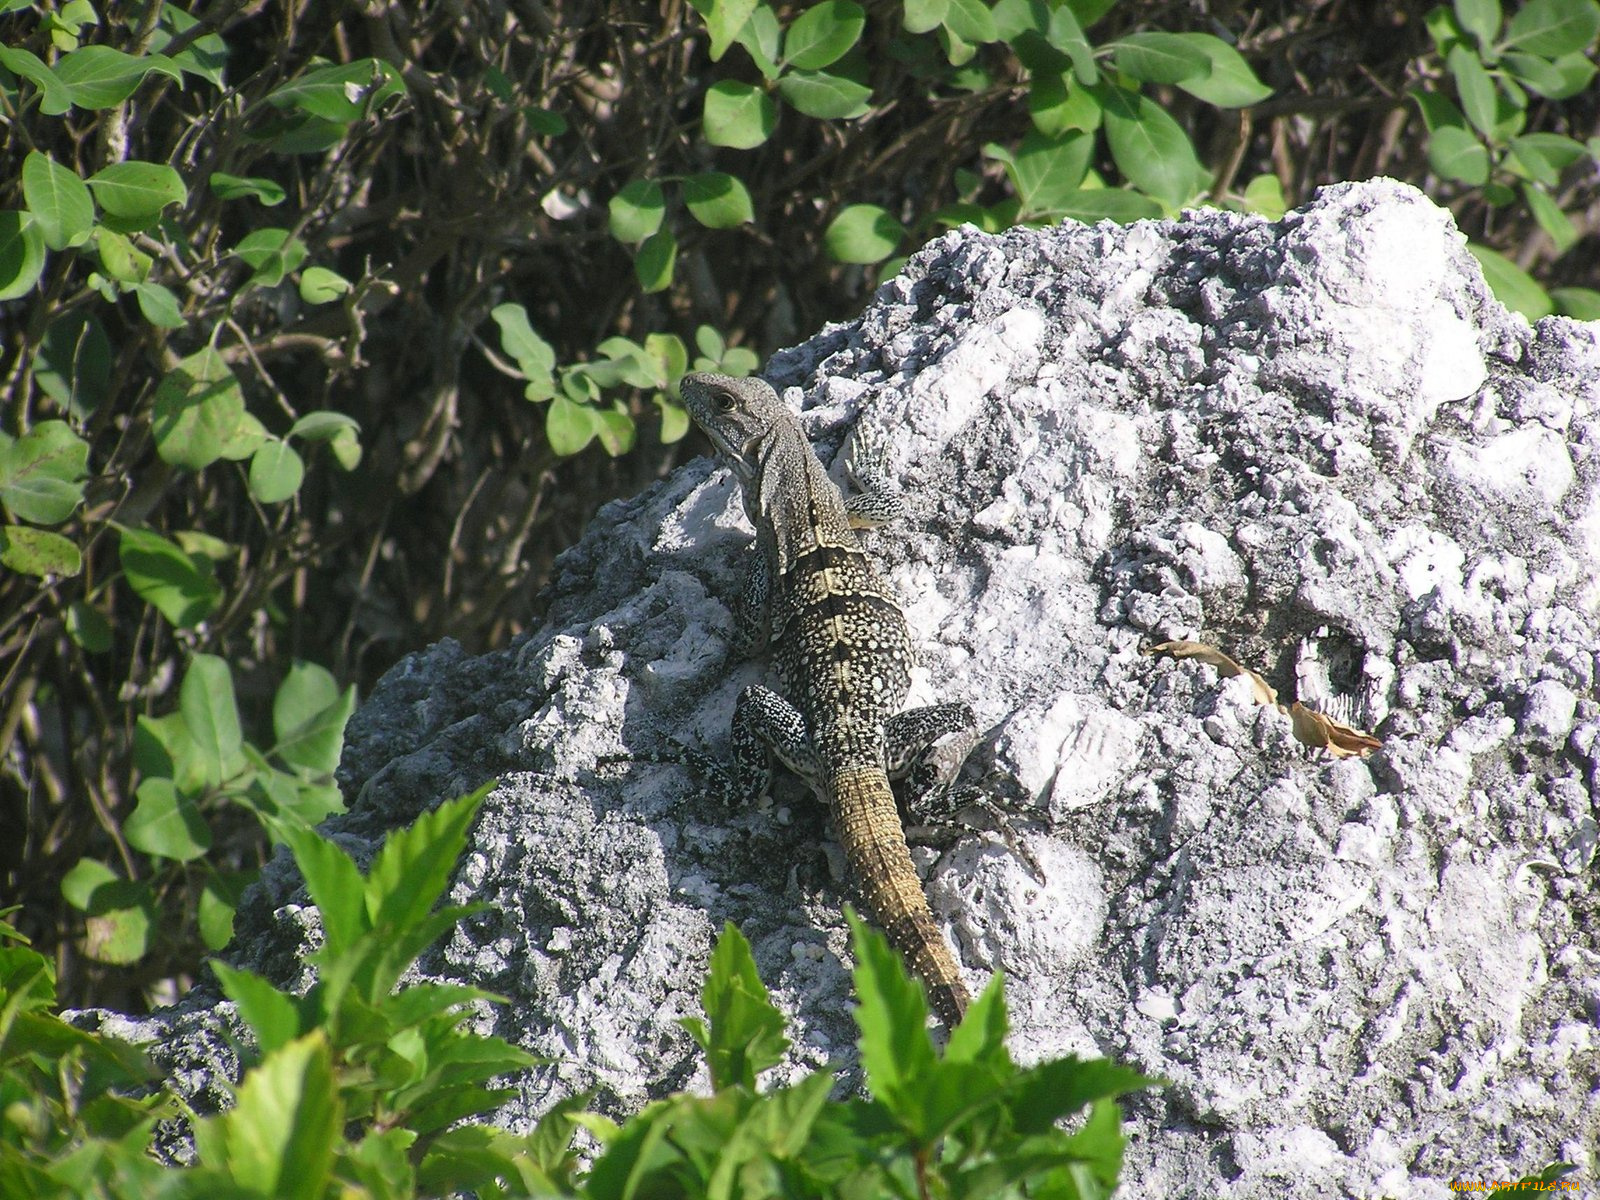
[100,178,1599,1197]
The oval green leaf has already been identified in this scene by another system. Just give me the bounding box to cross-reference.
[635,228,677,293]
[0,525,82,578]
[118,525,223,628]
[1427,125,1490,184]
[298,266,351,304]
[152,347,247,470]
[824,204,905,263]
[1109,32,1213,84]
[249,440,306,504]
[53,45,180,109]
[703,80,777,148]
[777,69,872,119]
[608,178,666,243]
[1467,242,1554,319]
[210,172,288,206]
[181,653,245,787]
[87,161,187,223]
[22,152,95,251]
[133,280,186,328]
[1505,0,1600,55]
[546,394,598,457]
[0,420,89,525]
[66,600,113,652]
[783,0,866,69]
[125,777,213,862]
[0,211,48,302]
[1169,33,1273,107]
[683,172,755,228]
[1102,88,1208,208]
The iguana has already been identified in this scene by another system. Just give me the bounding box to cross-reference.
[679,371,980,1027]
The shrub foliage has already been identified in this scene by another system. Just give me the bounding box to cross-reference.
[1,0,1598,1013]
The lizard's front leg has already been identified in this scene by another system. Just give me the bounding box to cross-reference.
[731,684,824,804]
[843,421,909,528]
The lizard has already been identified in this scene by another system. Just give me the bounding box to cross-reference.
[677,370,980,1028]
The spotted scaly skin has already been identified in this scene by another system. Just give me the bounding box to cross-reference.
[680,371,973,1027]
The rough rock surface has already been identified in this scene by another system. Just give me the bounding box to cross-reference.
[112,179,1600,1196]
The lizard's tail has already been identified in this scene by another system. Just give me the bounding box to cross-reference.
[831,766,971,1029]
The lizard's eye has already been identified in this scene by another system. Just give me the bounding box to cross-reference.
[713,390,738,413]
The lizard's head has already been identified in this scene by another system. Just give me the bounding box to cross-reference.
[678,372,786,480]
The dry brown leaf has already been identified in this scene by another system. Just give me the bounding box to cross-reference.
[1144,640,1381,757]
[1144,640,1277,705]
[1288,702,1382,759]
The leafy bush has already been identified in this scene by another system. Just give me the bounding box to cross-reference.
[0,784,1158,1199]
[3,0,1597,1014]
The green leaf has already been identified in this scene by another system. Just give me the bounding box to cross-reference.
[0,525,82,578]
[364,786,490,937]
[66,600,112,651]
[210,172,287,205]
[273,663,355,776]
[943,0,999,43]
[1551,286,1600,319]
[118,525,223,628]
[595,404,636,457]
[0,420,89,525]
[1507,131,1590,182]
[1241,172,1287,219]
[133,280,185,328]
[249,440,305,503]
[150,4,229,87]
[546,394,599,456]
[634,229,677,293]
[1454,0,1504,46]
[777,68,872,118]
[60,861,155,964]
[211,962,303,1052]
[607,178,666,243]
[1008,129,1094,217]
[846,911,936,1119]
[53,45,179,108]
[1169,32,1273,106]
[1538,49,1598,96]
[0,45,74,115]
[1101,87,1207,208]
[199,869,255,950]
[125,777,212,861]
[22,152,94,251]
[298,266,350,304]
[182,653,246,787]
[824,204,905,263]
[207,1033,341,1200]
[904,0,949,34]
[736,4,784,77]
[1048,3,1098,84]
[1505,0,1600,55]
[685,922,790,1090]
[1108,32,1212,84]
[690,0,760,59]
[151,347,248,470]
[1028,74,1101,136]
[655,396,691,443]
[1427,125,1491,183]
[783,0,866,69]
[233,227,309,287]
[289,411,361,442]
[1467,242,1554,318]
[682,172,755,228]
[34,312,112,418]
[1448,45,1499,135]
[0,210,48,302]
[1050,187,1165,223]
[490,303,557,400]
[93,226,151,283]
[87,161,187,224]
[1521,182,1578,252]
[266,58,406,123]
[329,426,361,470]
[703,80,777,147]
